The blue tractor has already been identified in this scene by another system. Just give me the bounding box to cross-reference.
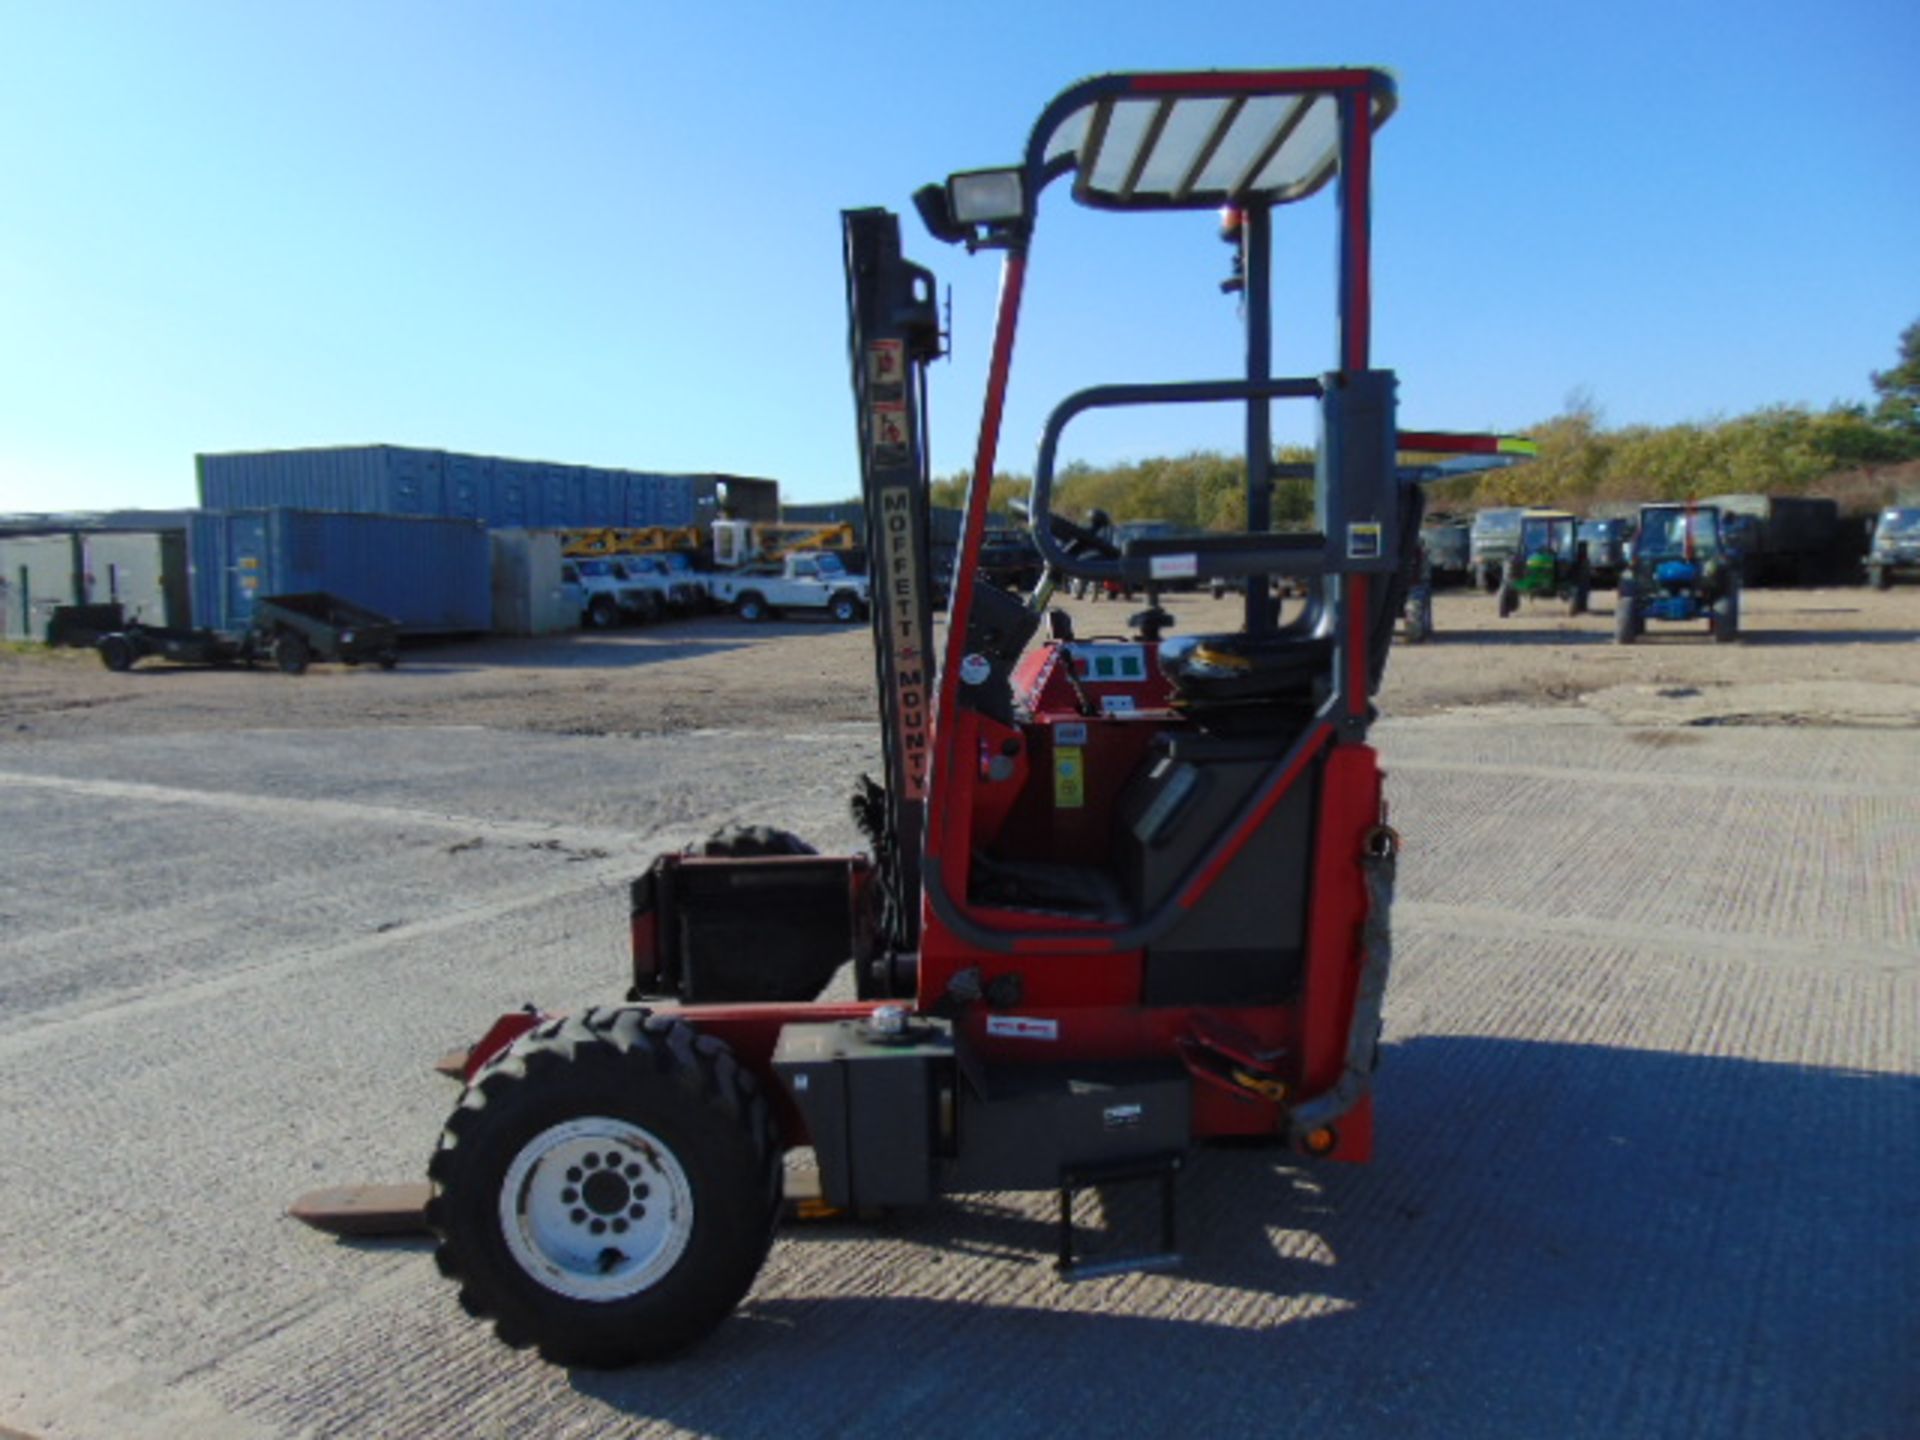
[1614,502,1741,644]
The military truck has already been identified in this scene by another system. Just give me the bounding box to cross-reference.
[1866,507,1920,589]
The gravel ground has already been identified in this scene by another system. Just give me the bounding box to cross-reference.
[3,585,1918,742]
[0,588,1916,1439]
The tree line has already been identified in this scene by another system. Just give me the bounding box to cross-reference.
[919,321,1920,524]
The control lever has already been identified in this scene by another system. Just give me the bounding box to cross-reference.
[1129,606,1174,642]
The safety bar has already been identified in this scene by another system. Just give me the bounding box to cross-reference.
[1028,377,1324,583]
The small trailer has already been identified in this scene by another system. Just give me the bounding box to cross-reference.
[250,593,401,673]
[95,591,400,674]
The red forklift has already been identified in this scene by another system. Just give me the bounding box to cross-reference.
[398,69,1531,1366]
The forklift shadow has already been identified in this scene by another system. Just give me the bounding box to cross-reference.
[569,1036,1915,1435]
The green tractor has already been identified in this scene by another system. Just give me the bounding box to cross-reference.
[1497,509,1591,618]
[1614,502,1740,644]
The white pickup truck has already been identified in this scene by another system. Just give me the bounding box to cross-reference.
[704,551,870,623]
[560,557,698,628]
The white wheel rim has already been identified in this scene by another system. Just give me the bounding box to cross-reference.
[500,1117,695,1302]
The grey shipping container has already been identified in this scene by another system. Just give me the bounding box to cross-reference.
[189,509,490,635]
[81,531,190,627]
[195,446,773,531]
[0,534,83,640]
[490,530,578,636]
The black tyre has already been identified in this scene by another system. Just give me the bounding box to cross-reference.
[1567,583,1590,618]
[587,596,620,630]
[1869,566,1891,592]
[273,633,310,676]
[828,591,861,624]
[1479,564,1501,594]
[1497,585,1519,619]
[377,649,399,671]
[735,593,768,623]
[685,825,816,858]
[1613,590,1638,645]
[98,635,136,672]
[426,1007,782,1368]
[1711,589,1741,644]
[1403,588,1432,645]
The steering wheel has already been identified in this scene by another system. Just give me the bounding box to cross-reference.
[1046,513,1121,561]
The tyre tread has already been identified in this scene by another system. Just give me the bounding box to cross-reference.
[426,1005,780,1366]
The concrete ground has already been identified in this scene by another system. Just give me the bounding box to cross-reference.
[0,703,1914,1438]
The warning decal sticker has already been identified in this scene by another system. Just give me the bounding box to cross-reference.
[870,402,909,466]
[869,339,905,389]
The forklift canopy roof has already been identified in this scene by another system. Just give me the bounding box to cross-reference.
[1031,69,1396,211]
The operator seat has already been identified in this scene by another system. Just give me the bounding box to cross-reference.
[1157,482,1424,708]
[1156,629,1332,704]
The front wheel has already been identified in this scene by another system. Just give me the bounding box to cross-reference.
[828,592,862,624]
[273,633,310,675]
[98,635,136,672]
[427,1007,781,1368]
[587,596,619,631]
[735,593,768,623]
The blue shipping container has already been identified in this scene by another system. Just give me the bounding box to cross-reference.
[188,509,491,635]
[196,446,708,530]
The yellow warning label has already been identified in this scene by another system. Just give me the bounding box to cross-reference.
[1054,747,1085,809]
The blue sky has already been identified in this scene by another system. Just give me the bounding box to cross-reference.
[1,1,1914,512]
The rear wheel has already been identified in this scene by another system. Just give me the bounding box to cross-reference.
[1402,588,1432,644]
[1869,566,1891,591]
[1711,588,1741,643]
[1613,588,1639,645]
[1567,582,1590,617]
[1497,584,1519,618]
[273,633,310,675]
[426,1007,781,1368]
[1479,564,1501,594]
[98,635,136,672]
[735,593,768,623]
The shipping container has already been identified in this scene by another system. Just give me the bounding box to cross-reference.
[0,534,83,640]
[705,474,780,523]
[781,501,868,540]
[188,509,490,635]
[81,531,190,627]
[490,530,579,636]
[194,446,768,531]
[1703,493,1841,585]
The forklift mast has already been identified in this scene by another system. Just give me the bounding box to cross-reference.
[842,210,944,955]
